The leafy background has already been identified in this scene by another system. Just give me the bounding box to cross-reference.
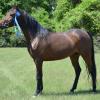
[0,0,100,47]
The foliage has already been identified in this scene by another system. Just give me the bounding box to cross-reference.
[53,0,100,32]
[0,0,100,47]
[10,34,26,47]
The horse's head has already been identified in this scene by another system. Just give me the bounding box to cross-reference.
[0,6,21,29]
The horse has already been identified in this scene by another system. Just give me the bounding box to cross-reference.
[0,6,97,96]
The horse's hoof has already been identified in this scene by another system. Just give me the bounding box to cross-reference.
[34,90,42,96]
[70,89,74,93]
[93,89,97,93]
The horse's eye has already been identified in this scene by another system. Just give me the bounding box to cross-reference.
[10,13,15,17]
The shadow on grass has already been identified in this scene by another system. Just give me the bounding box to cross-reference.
[41,90,100,96]
[67,90,100,95]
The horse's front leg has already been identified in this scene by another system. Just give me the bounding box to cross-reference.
[34,58,43,96]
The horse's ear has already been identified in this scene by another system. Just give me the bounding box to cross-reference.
[12,5,19,10]
[12,5,21,16]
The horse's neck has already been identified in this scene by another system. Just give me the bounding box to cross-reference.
[18,21,34,45]
[25,14,49,38]
[18,14,49,46]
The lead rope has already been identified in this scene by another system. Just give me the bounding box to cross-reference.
[14,11,22,37]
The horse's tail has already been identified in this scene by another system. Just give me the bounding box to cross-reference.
[87,31,97,90]
[88,32,96,74]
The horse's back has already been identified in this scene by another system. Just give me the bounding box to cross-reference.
[37,29,91,61]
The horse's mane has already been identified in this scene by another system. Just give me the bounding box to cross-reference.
[23,11,49,38]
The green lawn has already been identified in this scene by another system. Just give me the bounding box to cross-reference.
[0,48,100,100]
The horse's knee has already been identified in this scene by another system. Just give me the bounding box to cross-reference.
[74,64,81,76]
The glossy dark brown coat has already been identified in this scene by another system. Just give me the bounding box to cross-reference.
[0,7,97,96]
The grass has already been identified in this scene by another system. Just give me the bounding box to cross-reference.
[0,48,100,100]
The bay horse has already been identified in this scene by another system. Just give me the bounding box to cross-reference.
[0,6,96,96]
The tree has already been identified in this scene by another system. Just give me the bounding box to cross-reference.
[0,0,100,47]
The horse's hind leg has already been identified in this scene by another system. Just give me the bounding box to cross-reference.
[81,52,96,92]
[70,53,81,92]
